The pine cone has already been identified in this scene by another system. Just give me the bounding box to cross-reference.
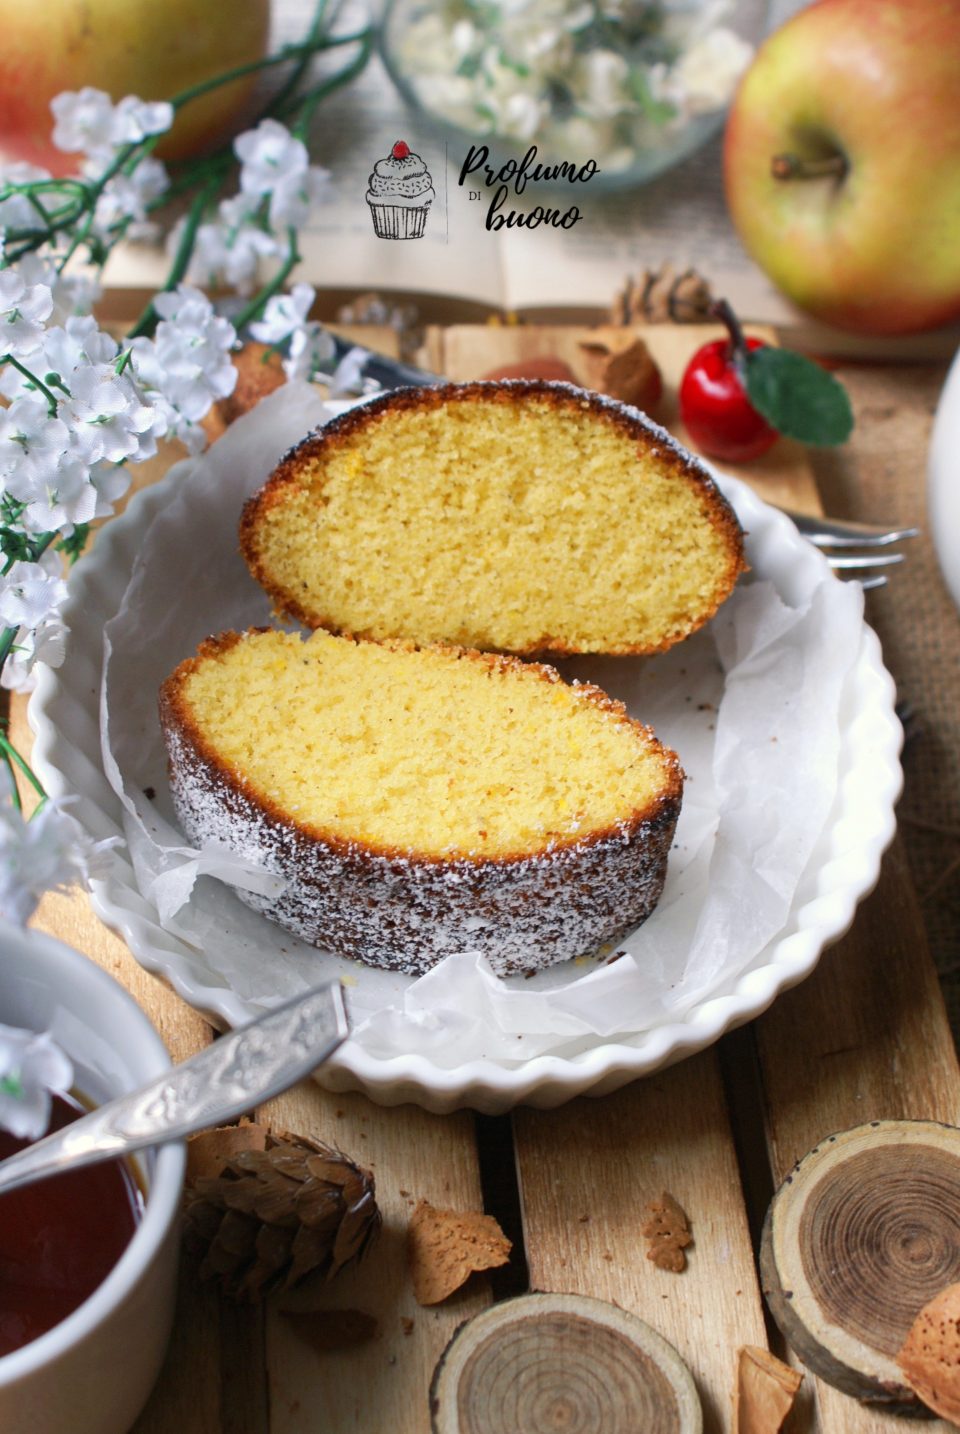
[612,265,715,325]
[183,1124,381,1301]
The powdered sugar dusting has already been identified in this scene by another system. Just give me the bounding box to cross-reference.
[162,703,680,978]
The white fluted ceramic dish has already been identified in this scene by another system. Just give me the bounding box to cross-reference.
[29,472,902,1113]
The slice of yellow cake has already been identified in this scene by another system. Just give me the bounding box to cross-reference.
[239,380,746,657]
[159,629,683,976]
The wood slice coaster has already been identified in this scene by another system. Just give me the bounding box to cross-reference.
[429,1291,701,1433]
[760,1119,960,1413]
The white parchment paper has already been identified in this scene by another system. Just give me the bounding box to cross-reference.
[100,382,865,1066]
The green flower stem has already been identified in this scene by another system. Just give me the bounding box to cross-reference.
[230,228,301,332]
[163,27,369,119]
[0,727,46,805]
[266,0,331,118]
[0,356,62,416]
[126,175,222,340]
[288,29,374,138]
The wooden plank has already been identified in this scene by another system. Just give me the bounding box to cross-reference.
[755,838,960,1434]
[258,1084,489,1434]
[513,1055,770,1434]
[428,322,782,1433]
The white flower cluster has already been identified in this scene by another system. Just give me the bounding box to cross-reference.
[0,1019,74,1141]
[184,118,330,296]
[0,770,120,927]
[50,87,175,241]
[0,84,338,934]
[388,0,754,170]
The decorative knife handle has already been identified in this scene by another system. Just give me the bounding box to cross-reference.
[0,981,348,1197]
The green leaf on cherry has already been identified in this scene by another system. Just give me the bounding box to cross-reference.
[742,347,853,447]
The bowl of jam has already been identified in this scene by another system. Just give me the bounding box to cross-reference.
[0,920,186,1434]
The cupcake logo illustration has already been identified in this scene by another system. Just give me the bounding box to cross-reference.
[366,139,434,239]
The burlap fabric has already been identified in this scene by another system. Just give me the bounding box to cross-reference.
[815,362,960,1035]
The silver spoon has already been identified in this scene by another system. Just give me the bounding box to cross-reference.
[0,980,348,1197]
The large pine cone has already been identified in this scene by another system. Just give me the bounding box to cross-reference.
[183,1124,380,1301]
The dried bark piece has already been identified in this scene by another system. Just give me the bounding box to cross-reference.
[733,1346,802,1433]
[408,1199,511,1306]
[578,327,662,412]
[897,1281,960,1422]
[642,1191,693,1272]
[280,1307,378,1352]
[761,1119,960,1413]
[430,1292,702,1433]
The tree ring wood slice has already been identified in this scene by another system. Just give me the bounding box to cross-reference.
[760,1119,960,1413]
[429,1291,702,1433]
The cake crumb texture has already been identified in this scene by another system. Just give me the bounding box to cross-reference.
[240,381,745,656]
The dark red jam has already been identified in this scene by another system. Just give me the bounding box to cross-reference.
[0,1092,143,1356]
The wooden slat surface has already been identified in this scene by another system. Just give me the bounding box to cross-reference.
[14,321,958,1433]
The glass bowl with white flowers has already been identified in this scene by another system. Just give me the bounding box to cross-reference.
[380,0,768,189]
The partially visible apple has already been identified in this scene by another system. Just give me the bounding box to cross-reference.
[0,0,271,174]
[724,0,960,336]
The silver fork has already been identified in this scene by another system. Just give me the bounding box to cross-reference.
[781,508,919,589]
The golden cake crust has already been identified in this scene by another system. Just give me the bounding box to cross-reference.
[239,379,746,657]
[159,630,683,976]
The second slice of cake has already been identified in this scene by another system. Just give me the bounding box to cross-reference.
[159,629,683,976]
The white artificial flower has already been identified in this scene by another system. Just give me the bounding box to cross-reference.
[672,28,753,114]
[112,95,174,143]
[51,87,172,161]
[93,156,169,234]
[0,559,68,632]
[234,119,329,232]
[0,1022,73,1141]
[0,396,71,489]
[61,365,155,465]
[0,614,69,692]
[13,256,101,328]
[128,285,237,450]
[0,271,54,358]
[250,282,315,345]
[282,320,337,382]
[327,346,370,397]
[0,161,55,234]
[235,118,310,198]
[37,315,118,395]
[50,87,123,158]
[483,83,546,141]
[89,457,135,517]
[267,164,329,231]
[0,772,120,924]
[572,50,632,119]
[183,209,281,297]
[10,450,99,536]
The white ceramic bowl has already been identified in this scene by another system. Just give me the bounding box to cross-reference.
[928,346,960,612]
[0,921,185,1434]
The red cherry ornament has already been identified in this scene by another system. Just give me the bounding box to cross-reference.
[392,140,410,159]
[679,304,778,463]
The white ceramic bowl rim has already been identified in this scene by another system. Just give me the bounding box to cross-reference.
[0,925,185,1384]
[27,468,902,1110]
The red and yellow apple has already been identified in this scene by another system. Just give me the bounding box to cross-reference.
[0,0,271,174]
[723,0,960,336]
